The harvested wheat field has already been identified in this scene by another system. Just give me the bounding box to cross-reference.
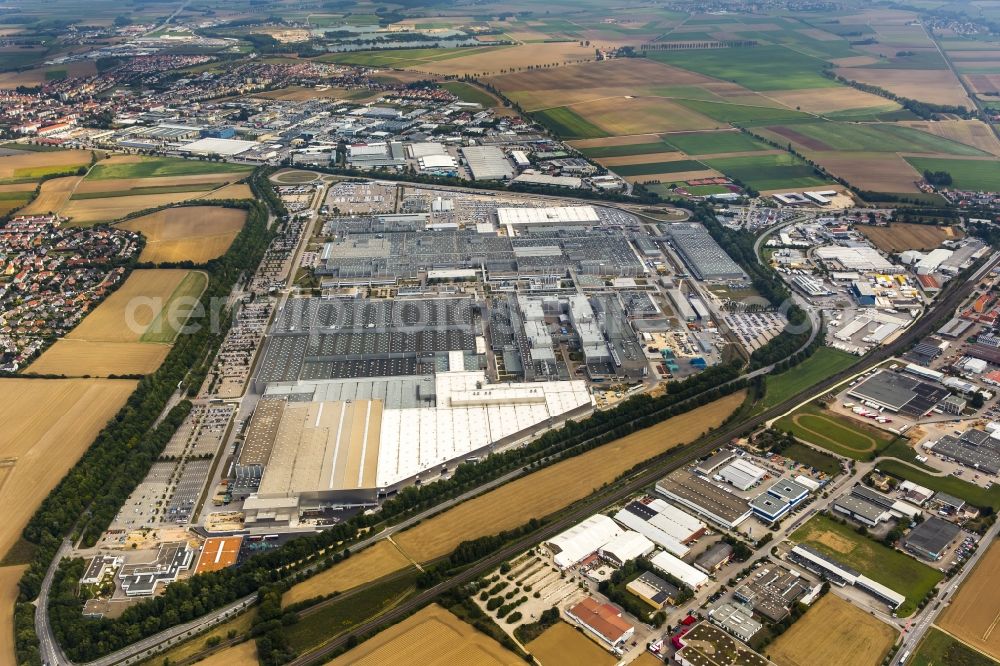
[809,151,922,193]
[0,379,135,558]
[73,172,243,194]
[938,540,1000,660]
[769,594,896,666]
[67,269,195,343]
[625,169,722,184]
[860,223,962,253]
[0,149,92,181]
[835,67,971,108]
[410,42,593,77]
[526,621,615,666]
[900,119,1000,156]
[284,540,414,607]
[194,640,258,666]
[572,97,720,135]
[28,340,170,377]
[598,152,688,167]
[486,58,733,111]
[327,603,521,666]
[120,207,247,264]
[0,60,96,88]
[768,88,898,114]
[0,565,26,666]
[393,391,745,563]
[199,183,253,201]
[19,175,82,215]
[61,192,214,224]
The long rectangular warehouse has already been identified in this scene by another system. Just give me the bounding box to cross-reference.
[650,550,709,590]
[655,470,752,529]
[667,223,747,281]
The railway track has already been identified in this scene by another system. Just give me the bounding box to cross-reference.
[288,254,998,666]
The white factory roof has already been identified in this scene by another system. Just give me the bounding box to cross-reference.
[547,515,623,568]
[718,458,767,491]
[916,248,954,272]
[375,371,591,487]
[497,206,599,228]
[613,508,690,558]
[600,531,654,563]
[814,246,896,272]
[460,145,514,180]
[179,137,257,156]
[650,550,710,589]
[511,173,583,188]
[418,154,458,170]
[408,141,447,158]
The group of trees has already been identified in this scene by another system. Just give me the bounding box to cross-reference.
[598,557,689,626]
[923,169,954,187]
[822,70,973,119]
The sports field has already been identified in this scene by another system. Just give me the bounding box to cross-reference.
[393,391,745,562]
[526,621,615,666]
[762,348,858,409]
[27,340,169,377]
[939,541,1000,660]
[768,594,896,666]
[790,514,943,616]
[283,540,414,607]
[66,269,203,344]
[194,536,243,575]
[120,207,247,264]
[910,627,998,666]
[0,378,136,560]
[703,153,829,191]
[859,223,962,252]
[775,402,896,460]
[904,157,1000,192]
[328,604,522,666]
[87,156,251,181]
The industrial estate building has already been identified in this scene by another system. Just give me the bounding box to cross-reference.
[667,223,748,281]
[903,517,962,561]
[789,544,905,609]
[656,470,753,529]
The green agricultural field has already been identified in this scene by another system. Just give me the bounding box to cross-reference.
[876,459,1000,512]
[911,627,998,666]
[87,157,250,181]
[648,45,839,91]
[703,153,828,191]
[532,106,609,139]
[661,130,769,155]
[774,402,897,460]
[681,184,733,195]
[791,514,943,617]
[441,81,499,107]
[6,164,85,183]
[762,347,858,409]
[612,160,706,177]
[140,272,209,344]
[776,121,989,155]
[282,570,418,652]
[577,142,671,159]
[674,98,814,126]
[904,157,1000,192]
